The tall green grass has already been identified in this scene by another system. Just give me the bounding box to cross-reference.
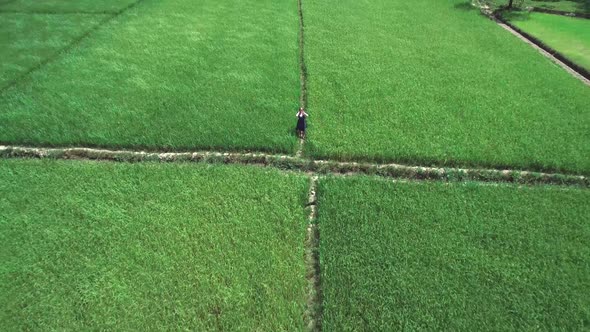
[304,0,590,174]
[0,160,308,330]
[0,0,300,153]
[0,13,104,87]
[507,12,590,70]
[318,177,590,330]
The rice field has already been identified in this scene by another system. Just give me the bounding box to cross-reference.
[0,0,300,153]
[317,176,590,330]
[1,0,589,329]
[0,0,138,13]
[0,13,104,88]
[0,159,308,330]
[505,11,590,71]
[487,0,589,14]
[304,0,590,174]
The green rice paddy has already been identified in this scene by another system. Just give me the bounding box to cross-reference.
[0,0,300,153]
[0,0,139,13]
[304,0,590,174]
[0,13,103,88]
[0,159,308,330]
[1,0,589,329]
[318,177,590,330]
[0,0,588,173]
[507,12,590,70]
[488,0,589,14]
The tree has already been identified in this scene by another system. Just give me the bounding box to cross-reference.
[507,0,514,8]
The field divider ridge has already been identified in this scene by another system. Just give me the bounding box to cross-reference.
[0,0,146,92]
[295,0,308,158]
[478,5,590,86]
[304,176,322,331]
[530,7,590,19]
[0,145,587,187]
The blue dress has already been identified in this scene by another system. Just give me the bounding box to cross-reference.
[297,114,307,131]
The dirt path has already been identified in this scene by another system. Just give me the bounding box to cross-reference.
[295,0,308,158]
[1,145,586,187]
[304,176,322,331]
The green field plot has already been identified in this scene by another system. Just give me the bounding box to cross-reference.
[0,0,138,13]
[526,0,588,13]
[304,0,590,174]
[488,0,589,14]
[0,0,300,153]
[506,12,590,70]
[318,177,590,330]
[0,13,104,88]
[0,160,308,330]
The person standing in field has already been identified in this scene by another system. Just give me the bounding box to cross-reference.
[296,107,308,139]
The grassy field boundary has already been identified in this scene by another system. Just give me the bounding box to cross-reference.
[296,0,308,158]
[304,176,322,331]
[531,7,590,19]
[1,145,587,186]
[483,8,590,84]
[0,0,145,92]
